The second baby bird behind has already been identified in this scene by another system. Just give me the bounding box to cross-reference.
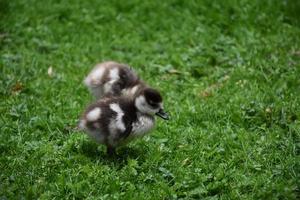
[84,61,145,99]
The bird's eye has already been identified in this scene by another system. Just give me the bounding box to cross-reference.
[148,100,157,107]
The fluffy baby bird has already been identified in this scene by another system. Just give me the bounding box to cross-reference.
[84,61,143,99]
[79,87,169,156]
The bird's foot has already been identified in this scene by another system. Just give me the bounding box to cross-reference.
[107,146,117,157]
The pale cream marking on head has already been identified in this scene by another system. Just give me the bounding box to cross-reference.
[135,95,159,115]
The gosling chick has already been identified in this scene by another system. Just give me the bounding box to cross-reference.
[84,61,143,99]
[79,87,169,156]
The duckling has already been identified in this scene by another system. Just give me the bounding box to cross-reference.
[78,87,169,156]
[84,61,143,99]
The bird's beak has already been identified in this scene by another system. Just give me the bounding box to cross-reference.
[155,109,169,120]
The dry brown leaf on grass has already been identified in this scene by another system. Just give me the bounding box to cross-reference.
[11,81,24,94]
[199,83,222,98]
[200,90,213,98]
[199,75,230,98]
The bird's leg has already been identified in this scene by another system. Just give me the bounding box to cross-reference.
[123,123,132,139]
[107,145,116,157]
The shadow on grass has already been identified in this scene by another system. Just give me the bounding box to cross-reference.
[78,139,147,166]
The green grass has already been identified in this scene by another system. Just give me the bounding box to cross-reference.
[1,0,300,199]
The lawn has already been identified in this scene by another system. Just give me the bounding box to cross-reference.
[1,0,300,199]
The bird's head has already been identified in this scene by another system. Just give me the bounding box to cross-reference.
[135,88,169,120]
